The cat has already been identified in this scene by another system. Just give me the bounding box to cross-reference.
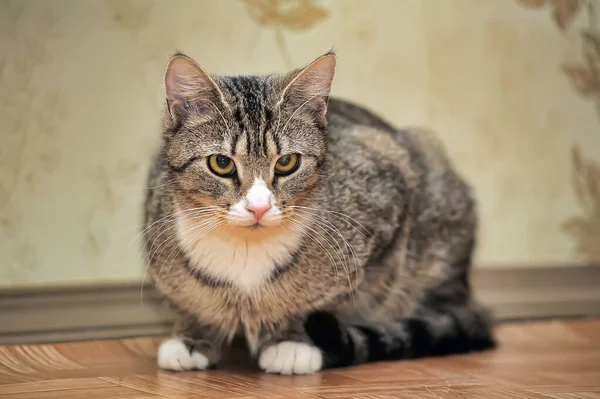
[142,51,496,375]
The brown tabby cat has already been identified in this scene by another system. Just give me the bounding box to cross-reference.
[142,51,495,375]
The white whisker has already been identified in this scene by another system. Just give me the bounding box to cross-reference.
[150,214,219,266]
[292,208,361,272]
[145,178,177,191]
[162,219,226,280]
[285,218,340,286]
[139,208,221,265]
[129,205,222,243]
[289,212,357,303]
[143,214,216,297]
[162,217,225,268]
[292,212,350,281]
[288,205,371,237]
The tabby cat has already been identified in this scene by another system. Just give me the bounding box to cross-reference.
[142,51,495,375]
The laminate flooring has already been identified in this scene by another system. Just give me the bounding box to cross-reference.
[0,319,598,398]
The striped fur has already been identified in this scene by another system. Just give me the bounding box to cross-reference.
[143,52,495,374]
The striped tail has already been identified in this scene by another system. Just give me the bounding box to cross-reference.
[305,303,496,369]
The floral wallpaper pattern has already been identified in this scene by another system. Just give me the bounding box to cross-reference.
[241,0,330,67]
[517,0,600,263]
[0,0,598,287]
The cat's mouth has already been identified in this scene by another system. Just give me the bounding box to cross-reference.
[227,219,271,230]
[225,209,283,229]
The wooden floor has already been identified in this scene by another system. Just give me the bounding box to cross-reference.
[0,319,598,398]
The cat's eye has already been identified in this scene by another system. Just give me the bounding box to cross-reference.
[274,154,300,176]
[208,154,236,176]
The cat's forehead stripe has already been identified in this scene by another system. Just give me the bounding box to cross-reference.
[219,76,275,157]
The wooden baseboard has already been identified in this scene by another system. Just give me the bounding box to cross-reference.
[1,267,599,345]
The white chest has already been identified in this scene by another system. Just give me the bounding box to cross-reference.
[177,222,304,292]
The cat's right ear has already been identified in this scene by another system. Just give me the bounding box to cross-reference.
[164,54,225,121]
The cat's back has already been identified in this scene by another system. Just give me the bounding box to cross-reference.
[324,98,474,233]
[326,98,396,133]
[325,98,454,183]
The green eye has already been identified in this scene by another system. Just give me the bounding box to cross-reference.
[275,154,300,175]
[208,154,236,176]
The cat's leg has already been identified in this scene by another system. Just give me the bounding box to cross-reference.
[305,299,496,369]
[255,318,324,375]
[157,313,224,371]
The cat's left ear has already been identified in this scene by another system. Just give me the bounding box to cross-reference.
[280,52,336,125]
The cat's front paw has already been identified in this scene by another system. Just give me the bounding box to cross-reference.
[258,341,323,375]
[157,338,210,371]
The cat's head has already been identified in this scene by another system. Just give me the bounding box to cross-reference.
[162,52,336,235]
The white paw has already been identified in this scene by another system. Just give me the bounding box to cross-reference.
[258,341,323,375]
[157,338,209,371]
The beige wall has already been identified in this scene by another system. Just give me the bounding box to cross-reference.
[1,0,599,288]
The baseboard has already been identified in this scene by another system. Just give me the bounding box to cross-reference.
[471,266,600,321]
[1,266,599,345]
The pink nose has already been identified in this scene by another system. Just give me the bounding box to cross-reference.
[247,203,271,222]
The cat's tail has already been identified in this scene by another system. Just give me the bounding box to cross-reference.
[305,301,496,368]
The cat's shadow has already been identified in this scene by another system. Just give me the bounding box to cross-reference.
[218,337,256,370]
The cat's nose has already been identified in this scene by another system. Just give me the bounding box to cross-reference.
[247,203,271,222]
[245,178,274,222]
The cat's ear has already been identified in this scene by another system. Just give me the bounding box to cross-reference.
[280,52,336,124]
[164,54,225,121]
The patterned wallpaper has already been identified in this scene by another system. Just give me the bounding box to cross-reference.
[0,0,598,288]
[515,0,600,267]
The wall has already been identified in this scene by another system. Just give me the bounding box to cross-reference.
[1,0,598,288]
